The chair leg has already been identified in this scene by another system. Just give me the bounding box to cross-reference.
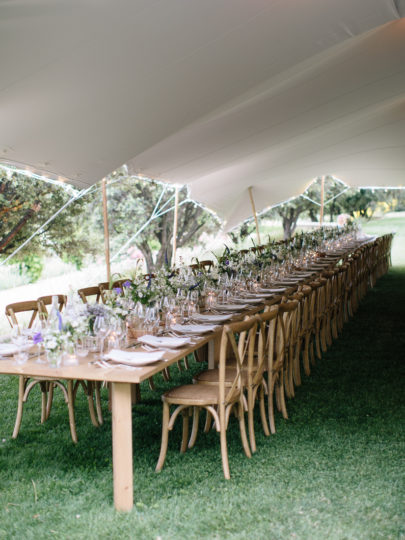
[95,381,103,425]
[180,410,189,453]
[203,410,212,433]
[247,389,256,453]
[259,385,270,437]
[148,377,156,391]
[67,381,78,444]
[156,402,170,472]
[268,381,276,434]
[237,402,251,459]
[12,376,25,439]
[188,407,200,449]
[85,381,99,427]
[162,368,171,382]
[40,382,48,424]
[220,425,230,480]
[278,373,288,420]
[303,335,311,376]
[45,382,54,420]
[293,341,302,387]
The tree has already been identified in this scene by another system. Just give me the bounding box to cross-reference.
[87,170,219,272]
[0,171,98,266]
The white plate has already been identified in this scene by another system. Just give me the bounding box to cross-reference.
[170,324,218,334]
[137,335,191,349]
[192,313,233,323]
[104,349,165,366]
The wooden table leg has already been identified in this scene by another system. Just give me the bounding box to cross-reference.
[111,382,133,512]
[208,335,221,369]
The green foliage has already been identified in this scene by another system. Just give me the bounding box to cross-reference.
[88,168,219,272]
[0,171,98,265]
[18,253,44,282]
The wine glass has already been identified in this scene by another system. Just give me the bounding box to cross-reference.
[94,315,109,357]
[32,319,46,364]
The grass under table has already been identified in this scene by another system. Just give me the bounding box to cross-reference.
[0,267,404,539]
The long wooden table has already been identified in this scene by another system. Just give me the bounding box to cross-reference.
[0,247,361,511]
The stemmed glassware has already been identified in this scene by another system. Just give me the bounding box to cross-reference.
[94,315,109,357]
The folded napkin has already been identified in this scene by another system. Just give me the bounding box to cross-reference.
[170,324,218,334]
[192,313,233,323]
[233,297,264,304]
[259,288,286,293]
[138,335,191,349]
[213,303,248,311]
[0,343,31,356]
[104,349,165,366]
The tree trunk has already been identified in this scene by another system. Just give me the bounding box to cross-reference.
[0,202,40,253]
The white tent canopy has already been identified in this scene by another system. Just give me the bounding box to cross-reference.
[1,1,404,228]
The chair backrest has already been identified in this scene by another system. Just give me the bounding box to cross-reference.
[98,282,111,303]
[77,286,102,304]
[189,260,214,274]
[5,300,39,328]
[255,306,279,382]
[37,294,67,321]
[278,299,299,359]
[219,317,258,407]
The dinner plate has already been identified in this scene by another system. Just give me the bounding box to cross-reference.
[104,349,165,366]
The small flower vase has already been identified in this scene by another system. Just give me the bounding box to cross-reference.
[63,341,78,367]
[46,349,62,368]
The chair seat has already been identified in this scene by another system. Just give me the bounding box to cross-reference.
[163,384,219,406]
[194,367,248,386]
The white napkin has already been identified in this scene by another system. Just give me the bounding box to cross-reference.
[258,288,286,293]
[192,313,232,323]
[0,343,31,356]
[170,324,218,334]
[104,349,165,366]
[234,297,263,304]
[138,335,191,348]
[213,303,247,311]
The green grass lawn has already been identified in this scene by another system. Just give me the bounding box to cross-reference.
[0,268,404,539]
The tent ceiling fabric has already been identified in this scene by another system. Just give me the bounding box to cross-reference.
[0,1,404,228]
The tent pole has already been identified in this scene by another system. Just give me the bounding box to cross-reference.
[319,176,325,226]
[172,186,179,267]
[102,178,111,282]
[248,186,261,245]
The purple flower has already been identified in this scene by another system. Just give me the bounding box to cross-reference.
[225,260,230,266]
[113,287,122,294]
[123,280,131,288]
[33,332,43,344]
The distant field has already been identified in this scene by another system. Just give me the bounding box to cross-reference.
[360,212,405,266]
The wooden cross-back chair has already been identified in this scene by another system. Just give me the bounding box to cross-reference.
[156,318,257,479]
[189,260,214,275]
[5,300,38,329]
[77,286,102,304]
[280,297,300,400]
[37,294,67,321]
[7,301,100,443]
[193,312,270,453]
[261,304,290,434]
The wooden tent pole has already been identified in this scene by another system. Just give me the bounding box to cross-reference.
[320,176,325,226]
[102,178,111,282]
[248,186,261,245]
[172,186,179,267]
